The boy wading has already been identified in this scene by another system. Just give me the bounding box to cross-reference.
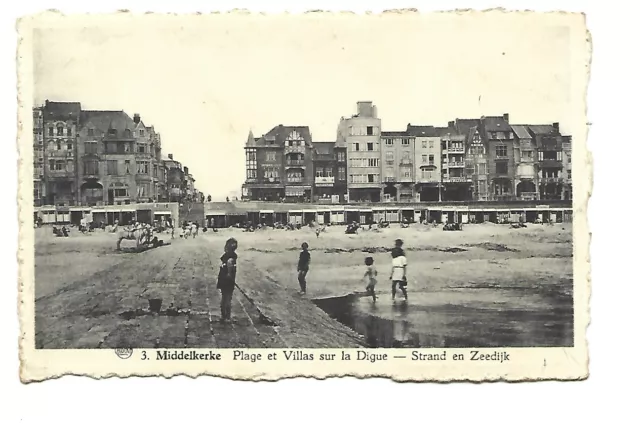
[216,238,238,322]
[390,239,408,300]
[298,242,311,294]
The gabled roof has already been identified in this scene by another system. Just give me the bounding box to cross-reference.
[528,125,557,136]
[511,125,532,140]
[455,119,481,137]
[434,126,458,137]
[43,101,81,121]
[481,116,511,132]
[255,125,313,147]
[406,125,438,137]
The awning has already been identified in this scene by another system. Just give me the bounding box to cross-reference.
[303,209,317,213]
[154,211,172,215]
[385,208,400,211]
[288,210,303,214]
[400,208,415,211]
[91,209,106,213]
[207,211,227,216]
[358,208,373,212]
[259,210,275,214]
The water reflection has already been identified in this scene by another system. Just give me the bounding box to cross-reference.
[313,286,574,348]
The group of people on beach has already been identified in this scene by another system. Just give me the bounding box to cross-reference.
[213,236,409,323]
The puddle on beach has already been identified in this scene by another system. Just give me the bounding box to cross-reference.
[313,286,573,348]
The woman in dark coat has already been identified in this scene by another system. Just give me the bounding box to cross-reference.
[217,238,239,322]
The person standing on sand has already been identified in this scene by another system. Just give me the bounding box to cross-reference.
[216,238,238,323]
[390,239,408,301]
[297,242,311,294]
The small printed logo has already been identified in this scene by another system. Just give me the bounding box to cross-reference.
[115,348,133,359]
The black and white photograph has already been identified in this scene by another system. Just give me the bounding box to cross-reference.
[18,10,590,380]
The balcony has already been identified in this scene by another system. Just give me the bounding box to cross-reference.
[285,146,305,154]
[399,177,414,183]
[541,177,563,183]
[384,177,397,183]
[518,192,539,201]
[447,161,465,167]
[48,150,74,159]
[48,170,75,179]
[136,173,152,182]
[83,172,99,181]
[540,159,563,168]
[448,147,465,154]
[315,176,335,186]
[443,176,471,183]
[286,159,305,166]
[286,177,304,183]
[135,152,153,160]
[399,159,413,166]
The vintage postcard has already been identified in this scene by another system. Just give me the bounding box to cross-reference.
[17,10,591,382]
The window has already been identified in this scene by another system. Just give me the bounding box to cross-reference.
[139,130,145,137]
[386,151,394,160]
[125,160,131,174]
[567,169,572,180]
[478,181,487,194]
[496,145,507,158]
[247,169,257,179]
[337,151,346,162]
[402,139,409,146]
[386,139,393,146]
[567,154,572,164]
[108,129,117,136]
[114,188,129,197]
[402,151,410,160]
[367,142,374,151]
[491,132,497,139]
[557,152,562,162]
[368,158,379,167]
[67,143,73,150]
[403,169,411,178]
[421,141,427,149]
[56,126,64,136]
[138,145,146,153]
[88,128,94,137]
[315,168,323,177]
[495,161,508,175]
[153,165,158,177]
[48,127,54,136]
[367,174,376,183]
[55,160,65,171]
[478,163,487,174]
[56,142,62,150]
[338,166,346,180]
[264,167,280,179]
[422,154,427,163]
[84,161,99,175]
[420,167,432,180]
[538,151,544,161]
[522,150,533,161]
[352,142,360,152]
[429,155,434,165]
[367,126,373,136]
[84,142,97,154]
[266,151,276,162]
[107,160,118,175]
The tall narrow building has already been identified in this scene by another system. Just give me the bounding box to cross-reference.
[380,131,415,203]
[338,101,382,203]
[407,125,441,202]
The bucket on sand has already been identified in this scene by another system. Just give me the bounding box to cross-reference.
[148,298,163,313]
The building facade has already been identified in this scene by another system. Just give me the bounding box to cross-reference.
[511,125,539,200]
[562,135,572,200]
[33,107,45,206]
[529,124,565,200]
[312,142,339,203]
[242,125,314,202]
[407,125,441,202]
[439,122,471,201]
[34,100,194,208]
[338,101,382,203]
[380,131,415,203]
[482,114,515,201]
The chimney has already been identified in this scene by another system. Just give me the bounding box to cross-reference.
[503,113,509,122]
[134,113,141,124]
[168,153,173,160]
[552,122,560,132]
[184,166,189,176]
[448,121,455,128]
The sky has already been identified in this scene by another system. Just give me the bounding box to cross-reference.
[32,12,588,200]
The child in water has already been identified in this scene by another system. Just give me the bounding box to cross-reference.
[362,256,378,302]
[297,242,311,294]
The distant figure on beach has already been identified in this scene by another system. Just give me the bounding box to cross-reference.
[390,239,408,301]
[363,256,378,303]
[216,238,238,323]
[297,242,311,294]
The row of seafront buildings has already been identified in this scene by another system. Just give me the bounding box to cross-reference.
[241,101,573,205]
[33,100,205,214]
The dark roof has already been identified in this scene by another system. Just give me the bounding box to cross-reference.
[455,119,480,137]
[406,125,438,137]
[313,142,334,154]
[528,125,557,136]
[43,101,81,121]
[381,131,409,137]
[511,125,532,140]
[80,110,137,137]
[481,116,511,132]
[434,126,458,137]
[258,125,313,147]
